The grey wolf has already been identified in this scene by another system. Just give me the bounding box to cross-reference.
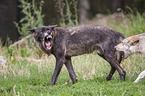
[29,25,125,86]
[115,33,145,83]
[115,33,145,59]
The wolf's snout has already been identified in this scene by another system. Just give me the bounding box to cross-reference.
[43,32,53,50]
[44,32,49,37]
[45,35,52,41]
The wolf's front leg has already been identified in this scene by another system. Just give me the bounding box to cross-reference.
[49,57,64,86]
[64,56,78,84]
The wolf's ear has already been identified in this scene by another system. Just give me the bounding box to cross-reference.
[49,25,57,30]
[28,29,35,33]
[130,39,139,46]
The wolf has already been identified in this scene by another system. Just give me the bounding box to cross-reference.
[29,25,125,86]
[115,33,145,59]
[115,33,145,83]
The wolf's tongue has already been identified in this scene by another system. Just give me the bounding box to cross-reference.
[45,42,51,50]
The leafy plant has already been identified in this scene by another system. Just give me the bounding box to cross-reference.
[14,0,44,37]
[108,8,145,37]
[55,0,79,27]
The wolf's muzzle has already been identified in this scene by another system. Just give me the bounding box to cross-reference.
[43,32,52,50]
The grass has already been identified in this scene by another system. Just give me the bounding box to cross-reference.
[0,13,145,95]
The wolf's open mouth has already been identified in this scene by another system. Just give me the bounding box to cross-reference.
[120,51,129,59]
[44,35,52,50]
[123,54,128,59]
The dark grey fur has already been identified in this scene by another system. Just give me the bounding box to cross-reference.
[29,25,126,86]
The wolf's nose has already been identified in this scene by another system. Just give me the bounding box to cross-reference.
[44,32,49,37]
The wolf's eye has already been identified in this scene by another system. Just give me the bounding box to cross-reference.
[41,28,46,32]
[49,32,53,35]
[37,38,41,41]
[47,28,50,30]
[36,36,43,42]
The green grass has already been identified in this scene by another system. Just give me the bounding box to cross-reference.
[0,13,145,95]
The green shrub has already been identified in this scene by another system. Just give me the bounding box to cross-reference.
[14,0,44,37]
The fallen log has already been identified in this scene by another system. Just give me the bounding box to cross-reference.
[9,34,32,48]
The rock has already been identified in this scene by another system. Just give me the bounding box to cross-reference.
[0,56,7,68]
